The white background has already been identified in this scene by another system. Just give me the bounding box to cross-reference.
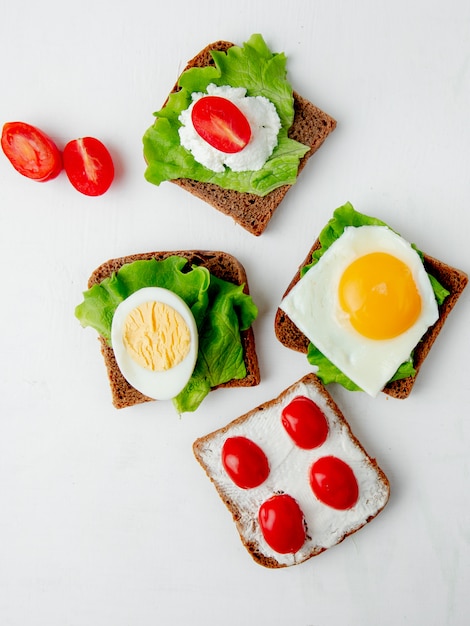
[1,1,469,625]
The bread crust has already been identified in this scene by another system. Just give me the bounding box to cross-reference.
[274,238,468,398]
[87,250,260,409]
[193,373,390,568]
[163,40,336,236]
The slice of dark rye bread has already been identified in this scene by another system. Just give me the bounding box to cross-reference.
[274,239,468,399]
[86,250,260,409]
[164,40,336,236]
[193,373,390,568]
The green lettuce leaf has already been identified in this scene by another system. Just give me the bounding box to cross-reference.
[75,256,258,413]
[142,33,309,196]
[173,276,256,413]
[304,202,449,390]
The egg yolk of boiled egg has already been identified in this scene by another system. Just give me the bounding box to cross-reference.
[279,225,439,397]
[123,300,191,371]
[111,287,198,401]
[338,251,422,340]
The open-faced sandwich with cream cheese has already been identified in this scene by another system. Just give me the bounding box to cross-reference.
[143,34,336,235]
[193,374,390,568]
[75,250,260,413]
[275,202,468,398]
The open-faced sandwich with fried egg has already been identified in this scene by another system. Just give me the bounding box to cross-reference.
[75,250,260,413]
[275,202,468,398]
[143,34,336,236]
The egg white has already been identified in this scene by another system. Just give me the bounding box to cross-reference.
[280,226,439,397]
[111,287,198,401]
[178,83,281,173]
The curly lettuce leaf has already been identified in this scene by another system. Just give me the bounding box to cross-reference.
[75,257,211,344]
[305,202,449,389]
[143,33,309,196]
[75,257,258,413]
[173,276,257,413]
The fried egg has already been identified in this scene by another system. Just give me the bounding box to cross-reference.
[178,83,281,173]
[111,287,198,400]
[280,225,439,397]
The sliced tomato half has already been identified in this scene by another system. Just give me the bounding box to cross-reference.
[191,96,251,153]
[63,136,114,196]
[1,121,62,181]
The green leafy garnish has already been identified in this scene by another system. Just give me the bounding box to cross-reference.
[75,256,258,413]
[143,34,309,196]
[304,202,450,390]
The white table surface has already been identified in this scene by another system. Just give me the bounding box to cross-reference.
[1,1,469,625]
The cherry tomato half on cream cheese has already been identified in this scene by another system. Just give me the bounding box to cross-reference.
[63,137,114,196]
[258,494,306,554]
[281,396,329,450]
[191,96,251,153]
[309,456,359,510]
[1,121,62,181]
[221,436,270,489]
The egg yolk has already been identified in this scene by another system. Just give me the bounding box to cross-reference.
[122,301,191,371]
[338,252,422,340]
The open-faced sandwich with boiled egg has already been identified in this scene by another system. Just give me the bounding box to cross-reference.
[143,34,336,236]
[275,202,468,398]
[193,373,390,568]
[75,250,260,413]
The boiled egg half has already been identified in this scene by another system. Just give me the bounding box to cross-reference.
[111,287,198,400]
[280,225,439,397]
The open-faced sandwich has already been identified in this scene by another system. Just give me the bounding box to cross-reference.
[275,202,468,398]
[143,34,336,236]
[193,374,390,568]
[75,250,260,413]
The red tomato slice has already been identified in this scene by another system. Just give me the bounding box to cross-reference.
[258,494,306,554]
[281,395,329,450]
[191,96,251,153]
[309,456,359,510]
[63,137,114,196]
[1,121,62,182]
[221,436,270,489]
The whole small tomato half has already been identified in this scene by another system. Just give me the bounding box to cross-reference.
[191,96,251,153]
[1,121,62,181]
[63,136,114,196]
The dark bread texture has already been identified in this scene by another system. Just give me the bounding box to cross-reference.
[193,373,390,568]
[274,238,468,399]
[87,250,260,409]
[166,40,336,236]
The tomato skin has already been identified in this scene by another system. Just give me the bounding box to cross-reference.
[191,96,251,153]
[1,121,62,181]
[258,494,306,554]
[281,395,329,449]
[309,456,359,510]
[63,136,114,196]
[221,436,270,489]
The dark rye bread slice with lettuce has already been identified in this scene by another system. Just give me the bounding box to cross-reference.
[274,203,468,399]
[143,35,336,236]
[75,250,260,413]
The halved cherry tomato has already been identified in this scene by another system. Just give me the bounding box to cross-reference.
[221,436,270,489]
[191,96,251,153]
[281,396,329,450]
[258,494,306,554]
[309,456,359,510]
[1,121,62,181]
[63,136,114,196]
